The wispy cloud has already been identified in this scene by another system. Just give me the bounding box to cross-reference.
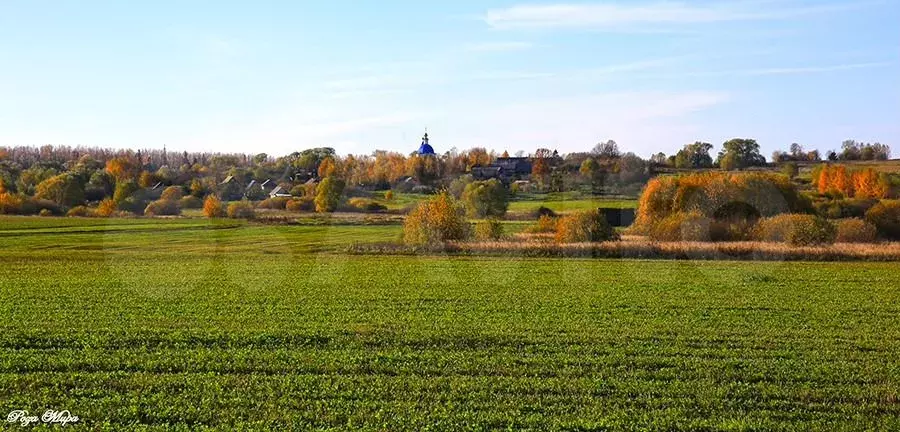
[463,41,535,52]
[740,61,894,76]
[655,61,896,78]
[483,1,872,30]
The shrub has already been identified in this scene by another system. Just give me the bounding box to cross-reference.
[227,201,255,219]
[525,215,558,234]
[257,197,289,210]
[144,199,181,216]
[835,218,878,243]
[203,196,226,218]
[532,206,557,219]
[754,214,836,246]
[178,195,203,209]
[160,186,183,201]
[0,191,25,214]
[117,196,151,215]
[462,179,509,218]
[789,216,836,246]
[646,211,712,242]
[865,200,900,240]
[113,180,139,203]
[347,197,388,213]
[25,199,63,216]
[315,176,345,213]
[815,198,878,219]
[66,206,94,217]
[403,192,470,246]
[555,210,619,243]
[96,199,117,217]
[474,219,504,241]
[285,198,314,212]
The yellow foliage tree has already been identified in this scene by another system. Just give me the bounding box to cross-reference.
[852,168,882,199]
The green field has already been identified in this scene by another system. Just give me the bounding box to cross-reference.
[1,216,898,430]
[363,191,638,214]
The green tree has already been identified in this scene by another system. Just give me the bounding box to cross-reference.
[674,142,713,169]
[314,176,345,213]
[717,138,766,169]
[34,174,84,207]
[462,179,509,218]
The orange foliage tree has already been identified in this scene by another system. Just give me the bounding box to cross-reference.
[829,165,852,197]
[851,168,887,199]
[816,165,831,195]
[105,156,137,181]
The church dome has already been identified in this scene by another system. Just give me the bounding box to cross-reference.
[417,130,435,155]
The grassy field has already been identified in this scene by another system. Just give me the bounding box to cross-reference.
[365,191,638,214]
[1,216,899,430]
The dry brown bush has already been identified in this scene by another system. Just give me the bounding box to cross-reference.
[403,191,470,246]
[555,210,619,243]
[836,218,878,243]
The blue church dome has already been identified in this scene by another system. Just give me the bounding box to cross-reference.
[417,130,435,155]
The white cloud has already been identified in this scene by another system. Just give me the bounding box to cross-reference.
[483,1,869,30]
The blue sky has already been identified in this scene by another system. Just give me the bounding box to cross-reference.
[0,0,897,158]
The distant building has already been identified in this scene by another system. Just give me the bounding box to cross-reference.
[269,185,291,198]
[416,130,435,156]
[472,157,533,182]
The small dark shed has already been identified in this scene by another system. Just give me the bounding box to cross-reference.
[600,208,636,227]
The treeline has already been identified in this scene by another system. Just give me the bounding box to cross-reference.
[0,136,893,217]
[651,139,891,170]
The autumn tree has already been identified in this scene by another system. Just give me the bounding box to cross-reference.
[35,174,84,207]
[317,157,336,178]
[314,176,345,213]
[203,195,226,218]
[105,157,137,181]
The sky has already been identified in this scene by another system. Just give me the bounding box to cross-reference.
[0,0,897,159]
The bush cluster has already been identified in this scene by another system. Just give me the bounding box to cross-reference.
[474,219,504,241]
[865,200,900,240]
[347,197,388,213]
[525,215,558,234]
[178,195,203,209]
[635,172,810,242]
[555,210,619,243]
[144,199,181,216]
[226,201,255,219]
[66,206,94,217]
[753,214,836,246]
[402,192,470,246]
[285,198,314,212]
[835,218,878,243]
[257,197,289,210]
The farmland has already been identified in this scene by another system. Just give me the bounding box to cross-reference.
[1,216,899,430]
